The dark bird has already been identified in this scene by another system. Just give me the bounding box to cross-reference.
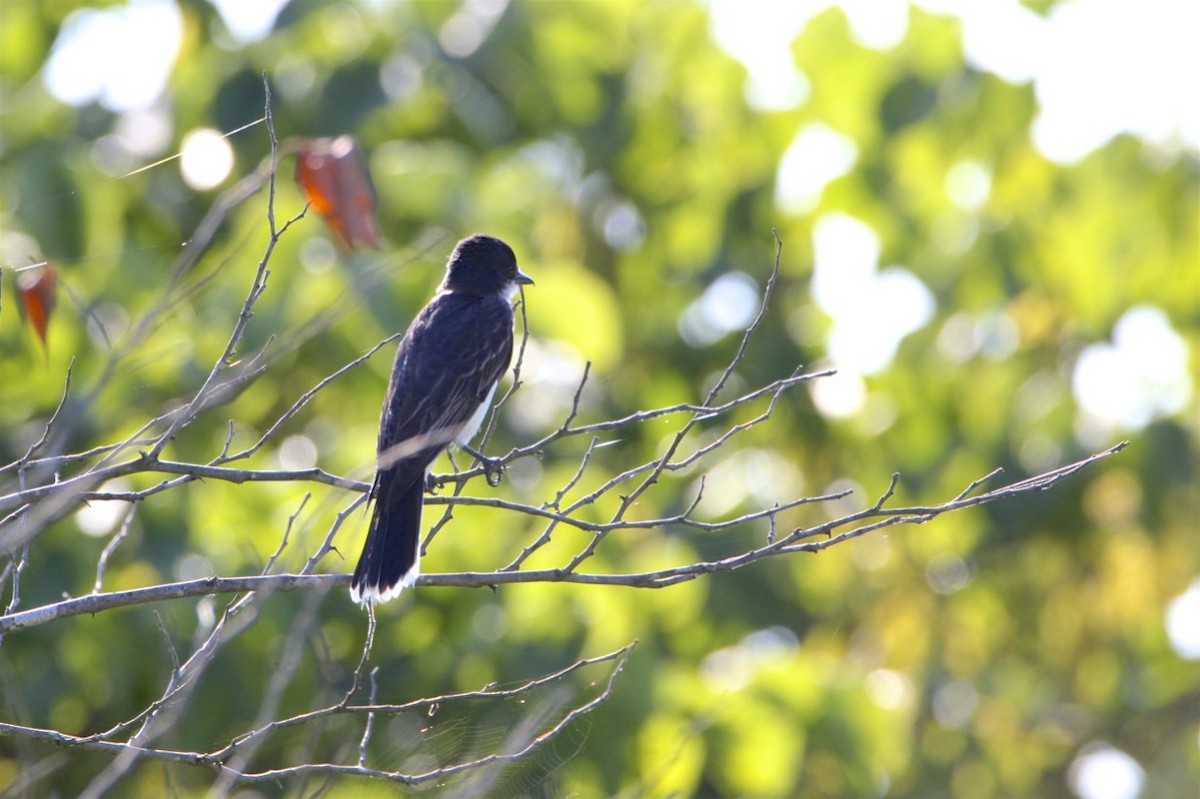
[351,235,533,604]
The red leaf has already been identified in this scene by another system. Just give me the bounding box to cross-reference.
[18,263,58,349]
[295,136,381,250]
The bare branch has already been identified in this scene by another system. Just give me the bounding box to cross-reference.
[0,642,635,788]
[9,359,75,472]
[0,440,1126,636]
[92,503,137,594]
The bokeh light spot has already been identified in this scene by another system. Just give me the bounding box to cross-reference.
[180,128,235,190]
[43,0,182,112]
[1165,580,1200,660]
[1072,305,1191,437]
[812,214,935,378]
[776,124,858,214]
[1068,744,1145,799]
[679,273,760,347]
[209,0,291,44]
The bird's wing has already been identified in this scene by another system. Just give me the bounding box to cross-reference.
[376,292,515,473]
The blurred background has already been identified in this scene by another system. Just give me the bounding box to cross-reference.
[0,1,1196,796]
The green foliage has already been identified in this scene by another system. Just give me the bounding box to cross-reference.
[1,1,1196,797]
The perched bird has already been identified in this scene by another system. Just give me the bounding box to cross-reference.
[351,235,533,604]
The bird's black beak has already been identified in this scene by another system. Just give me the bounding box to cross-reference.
[515,269,534,286]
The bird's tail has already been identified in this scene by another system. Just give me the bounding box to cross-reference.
[350,476,423,604]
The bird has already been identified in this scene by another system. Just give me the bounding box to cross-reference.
[350,234,533,604]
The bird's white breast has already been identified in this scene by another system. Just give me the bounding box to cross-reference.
[456,381,498,445]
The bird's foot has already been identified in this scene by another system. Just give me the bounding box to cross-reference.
[460,444,505,488]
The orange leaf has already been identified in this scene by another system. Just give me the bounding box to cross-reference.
[295,136,381,250]
[18,263,58,350]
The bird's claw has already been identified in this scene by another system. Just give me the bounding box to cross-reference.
[479,455,505,488]
[460,444,505,487]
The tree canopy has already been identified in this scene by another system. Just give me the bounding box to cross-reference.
[0,1,1196,797]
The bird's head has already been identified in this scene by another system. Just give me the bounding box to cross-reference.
[442,235,534,299]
